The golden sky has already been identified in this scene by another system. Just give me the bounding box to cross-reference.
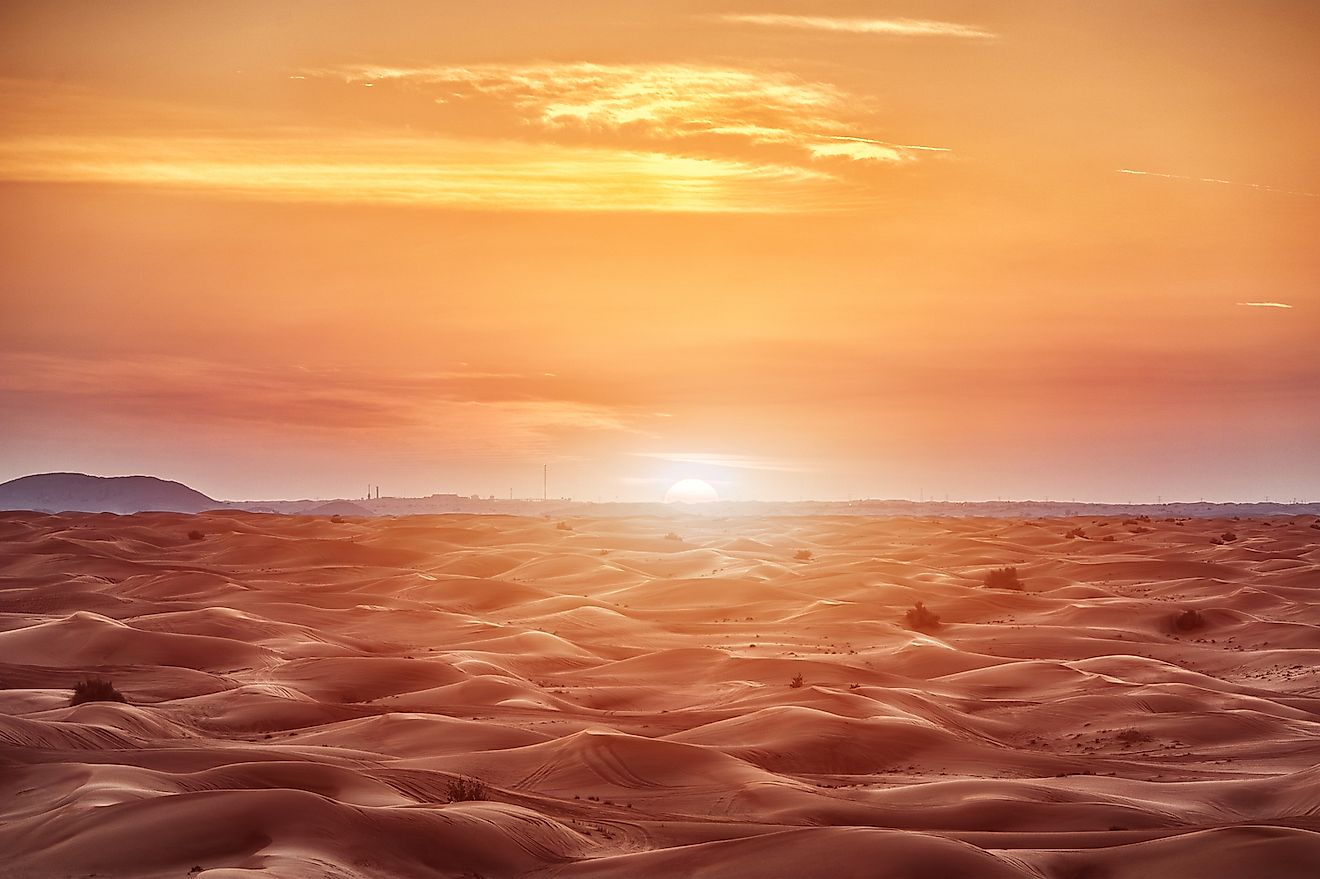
[1,1,1317,502]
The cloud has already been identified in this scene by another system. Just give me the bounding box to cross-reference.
[0,352,643,448]
[0,70,941,213]
[315,62,947,166]
[716,14,996,40]
[807,136,950,162]
[1236,301,1294,309]
[1117,168,1319,198]
[0,132,837,213]
[632,451,810,472]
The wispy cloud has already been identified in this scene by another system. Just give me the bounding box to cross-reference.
[632,451,810,472]
[1236,301,1293,309]
[807,135,950,162]
[1117,168,1319,198]
[316,62,947,165]
[0,132,837,213]
[716,14,996,40]
[0,65,944,212]
[0,352,643,452]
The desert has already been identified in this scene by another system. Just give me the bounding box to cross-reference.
[2,510,1317,878]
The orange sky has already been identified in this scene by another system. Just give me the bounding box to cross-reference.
[2,1,1317,502]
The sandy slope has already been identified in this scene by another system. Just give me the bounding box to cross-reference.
[1,511,1317,878]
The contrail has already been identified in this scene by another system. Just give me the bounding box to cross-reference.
[1116,168,1318,198]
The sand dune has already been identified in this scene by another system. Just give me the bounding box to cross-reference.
[1,511,1317,877]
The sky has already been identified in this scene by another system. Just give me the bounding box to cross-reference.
[1,1,1317,503]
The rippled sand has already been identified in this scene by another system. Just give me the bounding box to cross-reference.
[2,511,1318,878]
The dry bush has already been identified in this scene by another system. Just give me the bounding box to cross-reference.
[982,566,1023,590]
[70,676,126,706]
[1174,608,1206,632]
[556,520,573,531]
[664,532,682,541]
[794,549,813,561]
[1064,527,1086,539]
[1221,531,1238,542]
[789,673,805,689]
[446,775,488,802]
[187,529,205,541]
[904,601,941,631]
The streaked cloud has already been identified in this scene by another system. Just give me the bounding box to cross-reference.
[716,14,996,40]
[0,132,837,213]
[0,67,941,212]
[1117,168,1318,198]
[632,451,810,472]
[315,62,947,166]
[0,352,642,452]
[1236,301,1293,309]
[807,135,950,162]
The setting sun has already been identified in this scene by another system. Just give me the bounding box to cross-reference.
[664,477,720,504]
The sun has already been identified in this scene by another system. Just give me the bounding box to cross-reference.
[664,478,719,504]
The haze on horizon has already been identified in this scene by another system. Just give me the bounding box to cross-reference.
[1,1,1317,504]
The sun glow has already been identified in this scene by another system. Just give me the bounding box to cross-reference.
[664,478,720,504]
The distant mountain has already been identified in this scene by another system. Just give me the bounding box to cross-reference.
[305,500,375,517]
[0,472,221,514]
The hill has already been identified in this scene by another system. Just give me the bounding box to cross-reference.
[0,473,221,514]
[305,500,375,517]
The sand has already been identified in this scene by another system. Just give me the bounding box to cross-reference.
[1,511,1317,878]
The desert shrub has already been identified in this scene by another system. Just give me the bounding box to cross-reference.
[1210,537,1224,545]
[556,520,572,531]
[1174,608,1206,632]
[446,775,488,802]
[982,566,1023,590]
[1220,531,1237,542]
[187,529,205,541]
[1064,527,1086,539]
[330,514,344,523]
[904,600,941,631]
[789,673,805,689]
[794,549,813,561]
[70,676,126,706]
[1311,523,1320,530]
[664,532,682,541]
[1102,535,1116,542]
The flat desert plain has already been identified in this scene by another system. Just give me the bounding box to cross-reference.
[2,511,1318,878]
